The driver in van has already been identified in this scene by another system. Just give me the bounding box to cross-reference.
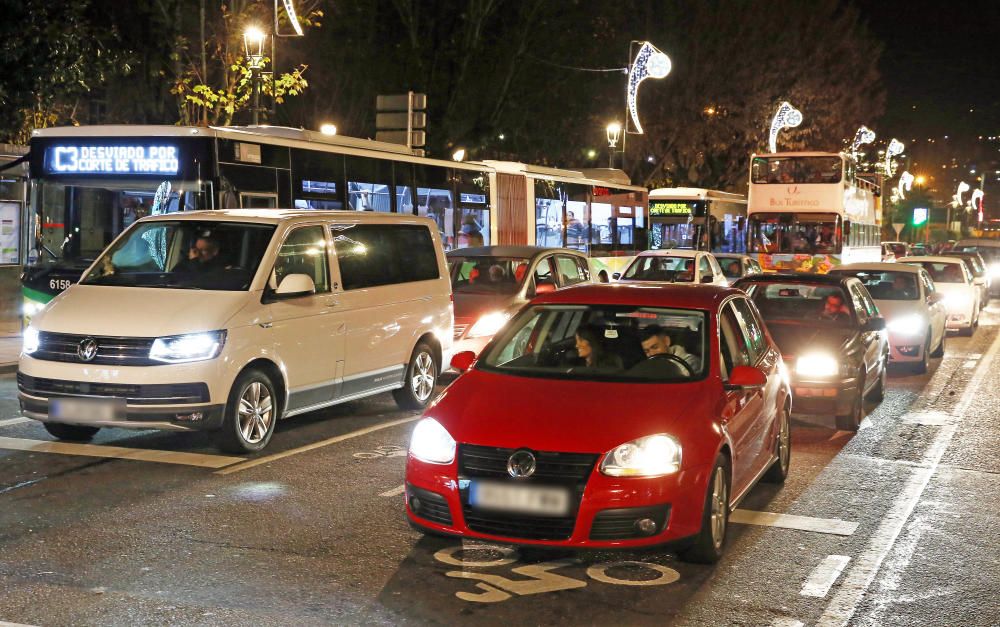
[180,235,225,272]
[639,325,701,372]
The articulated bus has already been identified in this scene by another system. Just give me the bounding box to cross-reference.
[747,151,881,273]
[647,187,746,254]
[21,125,647,318]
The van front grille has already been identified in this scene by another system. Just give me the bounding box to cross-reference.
[33,332,157,366]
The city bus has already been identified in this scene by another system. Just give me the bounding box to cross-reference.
[647,187,746,254]
[747,151,881,273]
[20,125,646,319]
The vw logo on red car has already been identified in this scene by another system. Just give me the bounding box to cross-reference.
[406,283,792,564]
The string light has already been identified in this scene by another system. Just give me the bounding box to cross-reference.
[768,101,802,153]
[280,0,305,36]
[627,41,671,134]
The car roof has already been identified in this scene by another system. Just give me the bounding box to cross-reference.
[635,249,703,258]
[136,209,436,226]
[733,272,855,288]
[900,255,964,264]
[446,246,579,259]
[530,283,741,310]
[713,253,751,260]
[831,262,922,274]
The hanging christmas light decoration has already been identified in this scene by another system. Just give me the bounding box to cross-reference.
[970,189,985,221]
[768,101,803,153]
[279,0,305,36]
[627,42,672,134]
[851,125,876,153]
[884,139,904,175]
[953,181,970,208]
[897,171,914,200]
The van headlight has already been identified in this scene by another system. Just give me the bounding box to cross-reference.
[600,434,682,477]
[22,326,40,355]
[467,311,510,338]
[887,314,925,337]
[149,331,226,363]
[796,352,839,377]
[409,418,456,464]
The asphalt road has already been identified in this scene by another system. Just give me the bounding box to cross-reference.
[1,310,999,626]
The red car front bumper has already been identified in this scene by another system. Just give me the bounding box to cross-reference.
[405,454,714,549]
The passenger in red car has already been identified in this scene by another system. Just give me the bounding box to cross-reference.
[574,326,623,369]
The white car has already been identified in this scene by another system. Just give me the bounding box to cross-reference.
[714,253,763,282]
[615,249,729,286]
[900,256,980,336]
[830,262,946,373]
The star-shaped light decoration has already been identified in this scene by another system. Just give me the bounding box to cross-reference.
[768,101,803,153]
[627,42,672,134]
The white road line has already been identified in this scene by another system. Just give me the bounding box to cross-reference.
[0,417,30,428]
[0,436,245,468]
[800,555,851,598]
[817,322,1000,626]
[215,415,419,475]
[380,484,406,497]
[730,509,858,536]
[1,620,41,627]
[771,619,805,627]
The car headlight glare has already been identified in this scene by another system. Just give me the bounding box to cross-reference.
[600,434,682,477]
[887,314,925,337]
[795,352,839,377]
[409,418,456,464]
[943,293,972,310]
[467,311,511,338]
[149,331,226,363]
[22,326,39,355]
[989,262,1000,279]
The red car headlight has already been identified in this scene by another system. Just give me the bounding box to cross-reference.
[409,418,456,464]
[600,434,682,477]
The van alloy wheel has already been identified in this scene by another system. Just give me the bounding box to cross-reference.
[238,382,273,445]
[411,352,436,403]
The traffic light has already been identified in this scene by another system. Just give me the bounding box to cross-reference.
[912,207,928,226]
[376,92,427,154]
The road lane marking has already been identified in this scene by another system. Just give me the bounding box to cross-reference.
[801,555,851,597]
[730,509,858,536]
[771,620,804,627]
[215,415,419,475]
[900,411,953,426]
[818,321,1000,626]
[1,620,41,627]
[0,417,30,428]
[0,436,244,468]
[380,484,406,497]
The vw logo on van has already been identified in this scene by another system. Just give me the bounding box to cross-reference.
[506,449,537,478]
[77,338,99,362]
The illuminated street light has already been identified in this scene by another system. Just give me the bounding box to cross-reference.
[768,101,803,153]
[627,42,671,135]
[243,26,267,125]
[606,121,622,168]
[319,123,337,136]
[915,175,927,186]
[451,148,466,162]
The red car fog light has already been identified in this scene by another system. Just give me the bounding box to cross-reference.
[636,518,658,536]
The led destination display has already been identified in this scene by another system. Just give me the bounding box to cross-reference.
[45,145,180,176]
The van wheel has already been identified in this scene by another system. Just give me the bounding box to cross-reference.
[43,422,100,441]
[393,343,438,411]
[680,454,730,564]
[215,369,278,454]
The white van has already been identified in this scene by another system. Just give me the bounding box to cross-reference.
[18,210,453,453]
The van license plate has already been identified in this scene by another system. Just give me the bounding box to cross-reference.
[50,398,123,422]
[470,481,570,516]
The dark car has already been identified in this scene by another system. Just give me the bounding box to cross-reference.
[732,273,889,431]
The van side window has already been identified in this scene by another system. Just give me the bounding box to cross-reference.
[273,226,331,294]
[332,224,439,290]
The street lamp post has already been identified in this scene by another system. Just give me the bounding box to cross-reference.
[243,27,267,126]
[606,122,622,169]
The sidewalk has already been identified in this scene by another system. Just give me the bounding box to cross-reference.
[0,336,20,374]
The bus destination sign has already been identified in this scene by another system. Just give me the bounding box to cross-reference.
[649,201,696,216]
[45,145,180,176]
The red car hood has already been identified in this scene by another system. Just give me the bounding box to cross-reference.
[428,369,719,455]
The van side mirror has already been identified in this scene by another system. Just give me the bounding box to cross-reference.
[612,272,621,280]
[450,351,476,373]
[724,365,767,391]
[701,275,715,284]
[274,273,316,298]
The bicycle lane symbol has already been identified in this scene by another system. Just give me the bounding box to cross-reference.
[433,544,681,603]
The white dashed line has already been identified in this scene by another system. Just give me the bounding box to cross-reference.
[380,484,406,497]
[0,417,30,428]
[730,510,858,536]
[800,555,851,597]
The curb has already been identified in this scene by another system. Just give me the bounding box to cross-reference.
[0,362,18,375]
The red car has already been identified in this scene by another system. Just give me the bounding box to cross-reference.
[405,284,791,563]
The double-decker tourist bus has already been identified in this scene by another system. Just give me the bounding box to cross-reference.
[647,187,746,254]
[20,125,646,319]
[747,151,881,273]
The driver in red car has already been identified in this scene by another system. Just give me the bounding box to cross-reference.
[640,325,701,372]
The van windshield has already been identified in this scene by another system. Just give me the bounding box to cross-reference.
[80,220,276,291]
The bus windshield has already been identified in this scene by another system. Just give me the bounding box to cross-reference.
[751,157,843,185]
[748,212,841,254]
[28,179,209,266]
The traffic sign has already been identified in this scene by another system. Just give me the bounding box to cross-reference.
[912,208,928,226]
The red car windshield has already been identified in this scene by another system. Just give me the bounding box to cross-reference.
[479,304,707,382]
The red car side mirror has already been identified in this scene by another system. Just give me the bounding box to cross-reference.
[450,350,477,373]
[725,365,767,390]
